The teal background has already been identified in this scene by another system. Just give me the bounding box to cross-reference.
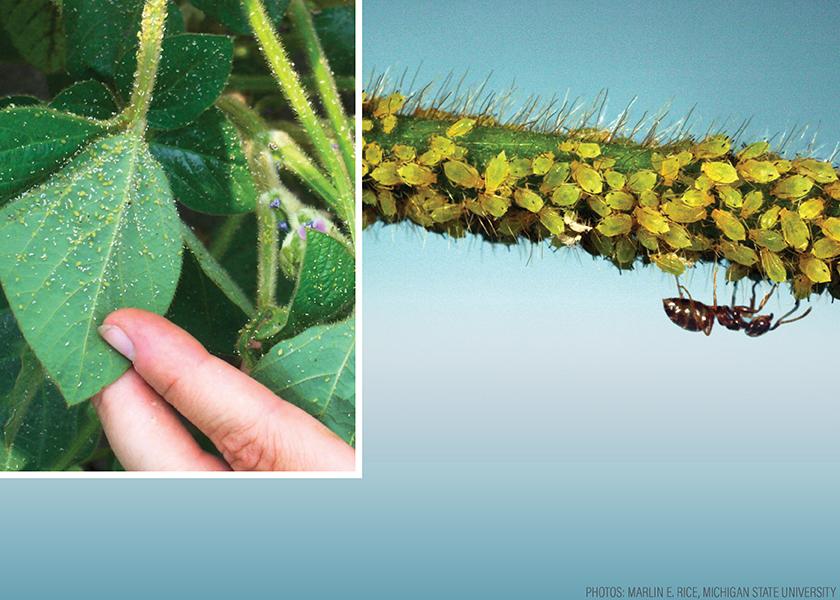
[3,0,840,597]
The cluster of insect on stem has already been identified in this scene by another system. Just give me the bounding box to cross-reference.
[361,77,840,301]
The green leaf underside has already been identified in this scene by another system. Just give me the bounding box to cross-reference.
[192,0,290,35]
[166,250,248,356]
[64,0,184,79]
[0,107,105,204]
[150,107,257,214]
[0,308,100,470]
[0,0,64,74]
[115,33,234,130]
[0,133,182,404]
[50,80,118,120]
[282,231,355,338]
[0,96,41,110]
[252,318,355,445]
[313,6,354,77]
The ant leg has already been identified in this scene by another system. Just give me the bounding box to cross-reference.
[755,284,778,313]
[770,301,813,330]
[712,264,718,308]
[730,280,738,309]
[749,281,759,311]
[674,276,682,298]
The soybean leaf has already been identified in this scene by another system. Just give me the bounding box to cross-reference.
[252,317,355,444]
[0,0,64,74]
[313,6,354,77]
[115,34,234,130]
[50,80,118,120]
[281,231,354,338]
[65,0,184,79]
[191,0,290,35]
[0,107,105,204]
[0,133,183,404]
[0,308,100,471]
[166,249,249,357]
[0,96,41,109]
[149,107,257,214]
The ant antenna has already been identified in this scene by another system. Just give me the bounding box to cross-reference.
[770,301,812,330]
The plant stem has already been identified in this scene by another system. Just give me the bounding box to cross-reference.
[122,0,168,133]
[271,131,339,209]
[209,213,247,259]
[228,73,355,94]
[287,0,355,177]
[181,222,256,317]
[242,0,354,240]
[251,149,280,310]
[50,412,101,471]
[2,348,42,456]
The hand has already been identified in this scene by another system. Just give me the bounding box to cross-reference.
[92,309,355,472]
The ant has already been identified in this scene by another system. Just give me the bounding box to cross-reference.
[662,268,812,337]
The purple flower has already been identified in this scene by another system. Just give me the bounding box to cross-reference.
[269,198,281,209]
[311,218,328,233]
[277,221,289,231]
[297,225,307,240]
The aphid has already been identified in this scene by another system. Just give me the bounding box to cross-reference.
[693,135,731,159]
[514,188,544,213]
[820,217,840,242]
[538,207,565,236]
[799,255,831,283]
[551,183,581,207]
[711,209,746,241]
[720,240,758,266]
[627,170,657,193]
[736,141,770,161]
[662,200,706,223]
[772,175,814,200]
[797,197,824,220]
[634,206,670,234]
[737,159,780,184]
[701,161,738,184]
[652,253,684,275]
[398,163,436,187]
[596,213,633,237]
[605,190,635,211]
[759,249,786,282]
[484,151,509,194]
[443,160,481,188]
[572,165,603,194]
[811,237,840,259]
[779,208,809,251]
[446,118,476,138]
[531,152,555,176]
[793,158,838,183]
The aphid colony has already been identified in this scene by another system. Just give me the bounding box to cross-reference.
[362,92,840,299]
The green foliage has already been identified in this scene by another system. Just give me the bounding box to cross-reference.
[0,0,356,470]
[313,6,354,77]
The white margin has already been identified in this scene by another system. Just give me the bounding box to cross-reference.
[0,1,364,480]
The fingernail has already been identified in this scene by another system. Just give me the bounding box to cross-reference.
[98,324,135,361]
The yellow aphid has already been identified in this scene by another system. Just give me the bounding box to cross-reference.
[538,207,566,236]
[604,170,626,190]
[605,191,635,211]
[532,152,555,176]
[712,209,746,241]
[675,151,694,166]
[431,203,462,223]
[589,230,615,257]
[726,263,750,282]
[479,194,511,218]
[737,160,780,184]
[451,145,468,160]
[681,189,713,207]
[740,190,763,218]
[773,159,792,174]
[373,93,405,118]
[392,144,416,161]
[377,190,397,217]
[759,205,781,229]
[693,135,731,159]
[720,241,758,267]
[398,163,436,187]
[690,234,713,252]
[779,208,810,250]
[634,206,670,234]
[514,188,544,213]
[800,255,831,283]
[637,229,660,251]
[824,181,840,200]
[540,162,571,191]
[772,175,814,200]
[573,165,603,194]
[798,197,825,220]
[614,237,636,265]
[381,114,398,133]
[484,151,510,194]
[737,141,770,161]
[429,135,455,157]
[592,157,616,171]
[660,222,692,249]
[638,190,659,208]
[508,158,532,179]
[362,188,377,206]
[717,185,743,208]
[627,170,657,193]
[659,156,681,182]
[662,200,706,223]
[794,158,838,184]
[417,149,442,166]
[820,217,840,242]
[701,161,738,184]
[652,253,685,275]
[362,118,373,132]
[760,249,787,283]
[443,160,482,188]
[370,161,401,186]
[551,184,581,207]
[749,229,786,251]
[364,142,383,165]
[557,140,576,153]
[446,118,476,138]
[576,143,601,159]
[812,237,840,259]
[596,213,633,237]
[693,174,714,191]
[587,195,611,217]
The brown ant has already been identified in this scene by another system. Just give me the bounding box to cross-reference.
[662,269,812,337]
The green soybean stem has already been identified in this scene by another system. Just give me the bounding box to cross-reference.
[242,0,355,241]
[251,149,280,310]
[121,0,168,133]
[271,131,340,211]
[287,0,355,177]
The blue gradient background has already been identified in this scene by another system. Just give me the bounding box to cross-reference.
[2,1,840,597]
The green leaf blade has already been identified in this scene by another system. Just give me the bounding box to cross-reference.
[192,0,289,35]
[252,317,355,445]
[0,133,182,404]
[50,80,119,120]
[150,107,257,214]
[0,107,105,204]
[0,0,64,73]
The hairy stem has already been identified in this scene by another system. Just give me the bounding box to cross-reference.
[227,73,355,94]
[121,0,168,133]
[271,131,340,210]
[287,0,355,177]
[251,149,280,310]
